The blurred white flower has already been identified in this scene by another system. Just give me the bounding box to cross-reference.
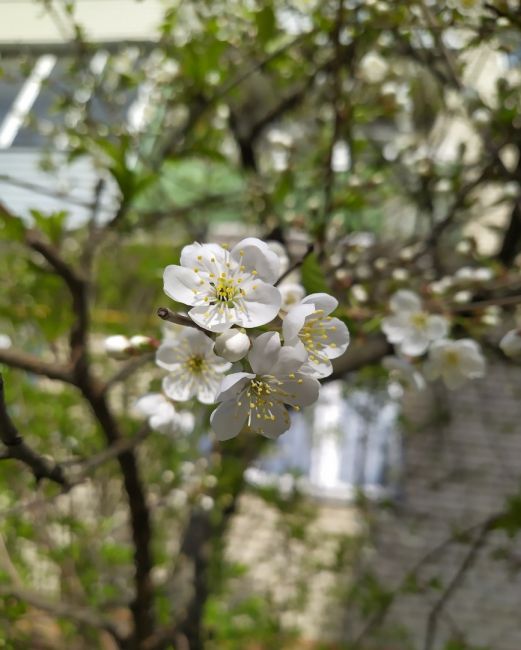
[129,335,154,349]
[104,335,131,359]
[430,276,454,295]
[499,329,521,359]
[383,355,426,398]
[163,238,281,332]
[266,240,290,276]
[382,290,449,356]
[283,293,350,378]
[214,328,251,362]
[135,393,195,435]
[210,332,320,440]
[156,329,231,404]
[425,339,485,389]
[0,334,12,349]
[359,52,388,83]
[455,266,494,282]
[279,282,306,316]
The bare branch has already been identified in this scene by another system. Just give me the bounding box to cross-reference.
[275,243,314,286]
[0,584,124,642]
[423,518,496,650]
[0,347,71,382]
[103,352,156,394]
[0,373,70,487]
[157,307,208,333]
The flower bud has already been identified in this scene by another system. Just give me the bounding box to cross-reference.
[0,334,12,350]
[129,335,157,352]
[214,329,250,362]
[499,329,521,359]
[104,335,131,359]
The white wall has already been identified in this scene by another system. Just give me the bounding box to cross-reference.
[0,0,164,43]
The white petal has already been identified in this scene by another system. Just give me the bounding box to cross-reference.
[457,342,485,377]
[442,366,466,389]
[251,401,291,439]
[184,328,215,354]
[426,315,449,340]
[188,304,235,333]
[180,242,226,270]
[399,331,430,357]
[0,334,12,349]
[156,341,182,370]
[149,404,176,434]
[320,317,350,359]
[248,332,282,375]
[301,292,338,316]
[235,282,281,328]
[277,375,320,407]
[270,341,308,376]
[301,358,333,378]
[500,330,521,358]
[135,393,168,417]
[216,372,255,401]
[390,290,422,313]
[381,315,408,343]
[164,265,201,306]
[196,373,223,404]
[162,374,197,402]
[210,399,249,441]
[282,303,315,343]
[231,237,280,284]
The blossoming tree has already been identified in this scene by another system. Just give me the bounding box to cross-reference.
[1,0,521,649]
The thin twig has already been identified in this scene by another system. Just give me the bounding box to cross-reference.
[275,243,314,286]
[423,518,495,650]
[156,307,208,333]
[0,373,70,487]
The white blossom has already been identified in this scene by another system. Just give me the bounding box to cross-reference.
[214,328,251,362]
[381,290,449,356]
[129,335,155,349]
[156,328,231,404]
[383,356,426,399]
[0,334,12,350]
[210,332,320,441]
[266,240,290,276]
[279,282,306,316]
[424,339,485,389]
[135,393,195,435]
[359,52,388,83]
[454,266,494,283]
[104,335,131,359]
[282,292,350,378]
[499,329,521,359]
[163,238,282,333]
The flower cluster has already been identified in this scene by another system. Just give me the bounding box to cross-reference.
[381,289,486,394]
[135,237,350,441]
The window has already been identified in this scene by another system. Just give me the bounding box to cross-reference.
[246,381,402,502]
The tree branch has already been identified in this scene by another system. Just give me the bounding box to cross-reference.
[0,347,71,382]
[0,584,124,643]
[423,518,495,650]
[0,373,69,487]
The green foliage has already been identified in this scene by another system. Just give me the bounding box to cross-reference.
[301,252,330,295]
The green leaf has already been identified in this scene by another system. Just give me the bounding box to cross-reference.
[255,5,276,43]
[493,493,521,538]
[301,252,330,295]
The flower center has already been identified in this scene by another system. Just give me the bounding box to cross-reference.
[214,277,238,303]
[185,355,207,373]
[444,350,460,367]
[410,312,428,328]
[299,310,337,364]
